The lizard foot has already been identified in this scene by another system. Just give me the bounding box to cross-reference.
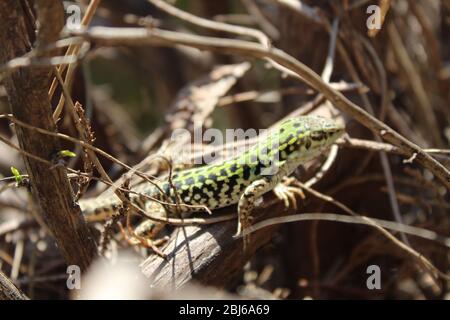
[273,178,305,210]
[234,210,255,251]
[120,222,169,258]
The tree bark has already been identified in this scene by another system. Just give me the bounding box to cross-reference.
[140,201,287,289]
[0,271,28,300]
[0,0,97,271]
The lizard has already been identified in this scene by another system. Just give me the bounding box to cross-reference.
[79,115,345,247]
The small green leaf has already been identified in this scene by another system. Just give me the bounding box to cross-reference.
[58,150,76,158]
[11,166,23,183]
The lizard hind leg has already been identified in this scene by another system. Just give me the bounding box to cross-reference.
[126,203,169,257]
[134,201,168,237]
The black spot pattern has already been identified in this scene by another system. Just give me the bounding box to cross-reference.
[242,165,251,180]
[285,134,295,144]
[208,173,217,180]
[254,164,261,176]
[230,163,239,172]
[185,177,195,185]
[174,181,182,190]
[305,139,311,149]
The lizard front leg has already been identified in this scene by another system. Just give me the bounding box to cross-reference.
[235,177,272,248]
[234,174,285,244]
[234,159,302,246]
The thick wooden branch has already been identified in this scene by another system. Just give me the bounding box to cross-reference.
[0,271,28,300]
[140,201,286,288]
[0,0,96,270]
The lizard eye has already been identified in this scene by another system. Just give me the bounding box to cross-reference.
[310,131,324,141]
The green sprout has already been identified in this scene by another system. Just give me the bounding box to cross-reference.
[58,150,77,158]
[10,166,23,184]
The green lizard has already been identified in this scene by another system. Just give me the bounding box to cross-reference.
[79,115,345,244]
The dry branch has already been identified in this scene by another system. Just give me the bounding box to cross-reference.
[140,201,287,288]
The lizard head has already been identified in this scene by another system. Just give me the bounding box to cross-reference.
[301,115,345,149]
[272,115,345,162]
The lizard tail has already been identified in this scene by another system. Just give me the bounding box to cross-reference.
[78,195,122,222]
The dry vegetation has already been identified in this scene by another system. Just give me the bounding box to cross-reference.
[0,0,449,300]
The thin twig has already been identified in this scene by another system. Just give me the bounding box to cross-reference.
[241,212,450,281]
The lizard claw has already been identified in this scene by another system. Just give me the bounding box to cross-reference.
[273,179,305,210]
[234,224,251,252]
[234,215,253,239]
[234,214,253,252]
